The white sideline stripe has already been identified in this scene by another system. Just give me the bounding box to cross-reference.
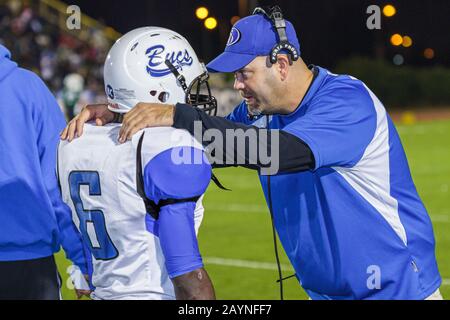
[212,204,449,223]
[204,257,294,272]
[210,204,268,213]
[204,257,450,288]
[431,215,449,223]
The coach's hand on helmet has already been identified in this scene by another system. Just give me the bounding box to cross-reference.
[118,102,175,143]
[60,103,115,142]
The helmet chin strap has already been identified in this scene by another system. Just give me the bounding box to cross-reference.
[164,59,188,92]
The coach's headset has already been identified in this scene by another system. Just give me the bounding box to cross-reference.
[247,6,299,122]
[251,6,299,299]
[253,6,299,65]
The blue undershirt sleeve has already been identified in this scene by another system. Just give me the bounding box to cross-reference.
[143,146,211,278]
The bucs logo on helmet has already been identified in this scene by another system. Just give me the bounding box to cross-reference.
[145,45,193,77]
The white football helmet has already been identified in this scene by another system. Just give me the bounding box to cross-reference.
[104,27,217,114]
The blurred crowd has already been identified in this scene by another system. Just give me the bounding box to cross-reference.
[0,0,108,120]
[0,0,241,119]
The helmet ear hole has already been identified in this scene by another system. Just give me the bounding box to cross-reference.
[158,91,169,103]
[150,90,157,96]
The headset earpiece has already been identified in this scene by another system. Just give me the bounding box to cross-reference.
[253,6,299,64]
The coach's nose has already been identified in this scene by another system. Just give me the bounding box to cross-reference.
[233,73,245,91]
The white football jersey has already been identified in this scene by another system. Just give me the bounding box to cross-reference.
[58,123,205,300]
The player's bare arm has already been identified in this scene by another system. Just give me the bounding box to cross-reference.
[74,275,92,299]
[172,268,216,300]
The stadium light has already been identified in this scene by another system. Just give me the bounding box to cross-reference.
[424,48,435,59]
[195,7,209,20]
[383,4,396,17]
[204,17,218,30]
[402,36,413,48]
[390,34,403,46]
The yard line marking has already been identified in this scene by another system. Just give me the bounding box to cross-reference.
[208,203,268,213]
[204,257,450,288]
[431,215,449,223]
[204,257,294,272]
[210,204,450,224]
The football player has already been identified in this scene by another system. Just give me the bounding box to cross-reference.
[58,27,217,300]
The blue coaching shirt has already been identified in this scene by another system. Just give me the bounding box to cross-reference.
[227,66,441,299]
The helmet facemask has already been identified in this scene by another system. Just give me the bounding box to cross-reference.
[165,59,217,116]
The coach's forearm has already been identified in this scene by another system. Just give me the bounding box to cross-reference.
[173,103,315,173]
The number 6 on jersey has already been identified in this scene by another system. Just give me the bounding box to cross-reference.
[69,171,118,260]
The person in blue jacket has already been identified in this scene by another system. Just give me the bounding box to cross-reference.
[61,8,442,300]
[0,44,89,299]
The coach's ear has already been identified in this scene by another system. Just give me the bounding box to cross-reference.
[275,55,290,81]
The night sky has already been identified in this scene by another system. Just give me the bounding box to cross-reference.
[65,0,449,68]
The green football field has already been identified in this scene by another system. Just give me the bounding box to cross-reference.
[56,119,450,300]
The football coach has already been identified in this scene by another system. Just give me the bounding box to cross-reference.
[61,7,442,300]
[0,44,89,299]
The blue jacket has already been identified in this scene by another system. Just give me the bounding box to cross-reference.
[0,44,89,274]
[227,66,441,300]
